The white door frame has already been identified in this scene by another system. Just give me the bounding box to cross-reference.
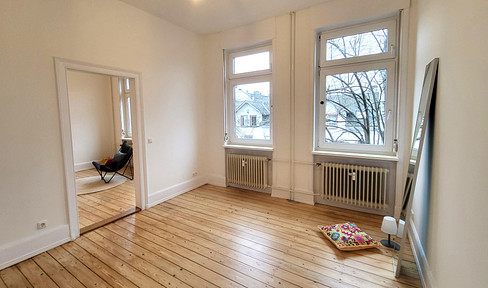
[54,57,147,240]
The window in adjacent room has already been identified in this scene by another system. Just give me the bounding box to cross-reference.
[315,17,399,154]
[120,78,133,139]
[225,43,272,146]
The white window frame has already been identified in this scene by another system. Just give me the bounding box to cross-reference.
[315,17,399,155]
[225,42,273,147]
[120,78,133,139]
[227,44,272,79]
[320,18,397,67]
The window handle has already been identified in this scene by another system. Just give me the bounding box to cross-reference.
[390,44,396,56]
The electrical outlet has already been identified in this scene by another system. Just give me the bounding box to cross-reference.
[192,171,198,177]
[37,220,48,230]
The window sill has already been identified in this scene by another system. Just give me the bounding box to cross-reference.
[312,150,398,162]
[224,144,274,152]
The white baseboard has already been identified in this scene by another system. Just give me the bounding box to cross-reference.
[147,176,207,208]
[292,190,315,205]
[271,186,315,205]
[206,174,226,187]
[0,225,71,270]
[74,161,96,172]
[271,186,291,199]
[409,221,437,288]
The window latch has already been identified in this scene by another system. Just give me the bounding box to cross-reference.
[393,139,399,152]
[390,44,396,56]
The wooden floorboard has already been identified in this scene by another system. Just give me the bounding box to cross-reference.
[1,184,421,287]
[16,259,58,288]
[76,169,136,230]
[0,266,32,288]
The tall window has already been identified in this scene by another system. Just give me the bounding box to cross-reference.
[120,78,133,138]
[225,43,272,146]
[315,17,398,154]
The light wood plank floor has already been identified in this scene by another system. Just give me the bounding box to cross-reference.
[76,169,136,231]
[0,185,421,287]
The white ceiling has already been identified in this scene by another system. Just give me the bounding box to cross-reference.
[118,0,333,34]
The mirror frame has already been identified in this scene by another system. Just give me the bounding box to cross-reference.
[395,58,439,277]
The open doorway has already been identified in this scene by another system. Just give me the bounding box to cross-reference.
[66,71,138,234]
[55,58,146,240]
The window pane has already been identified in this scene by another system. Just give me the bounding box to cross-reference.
[325,69,387,145]
[326,29,388,61]
[234,82,270,140]
[233,51,270,74]
[126,97,132,137]
[120,99,125,135]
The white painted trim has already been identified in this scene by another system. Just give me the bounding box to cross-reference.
[206,174,226,187]
[289,11,297,203]
[292,190,315,205]
[320,17,398,67]
[409,221,437,288]
[271,187,290,200]
[224,42,274,148]
[0,225,70,270]
[74,161,96,172]
[54,57,148,241]
[112,77,123,152]
[54,58,79,240]
[227,43,273,79]
[394,8,412,219]
[147,177,207,208]
[223,144,273,151]
[312,150,399,161]
[272,186,315,205]
[317,61,397,154]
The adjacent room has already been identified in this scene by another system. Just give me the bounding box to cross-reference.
[0,0,487,287]
[67,70,137,233]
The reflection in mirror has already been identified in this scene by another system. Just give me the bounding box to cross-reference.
[395,58,439,277]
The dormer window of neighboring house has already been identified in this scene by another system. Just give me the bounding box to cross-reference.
[225,42,273,147]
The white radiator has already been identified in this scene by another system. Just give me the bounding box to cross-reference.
[226,154,269,189]
[320,162,389,210]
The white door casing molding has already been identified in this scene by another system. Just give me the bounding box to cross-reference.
[54,57,147,240]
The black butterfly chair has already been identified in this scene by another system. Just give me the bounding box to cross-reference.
[92,141,134,183]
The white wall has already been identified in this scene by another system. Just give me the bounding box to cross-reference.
[67,71,116,171]
[410,0,488,287]
[204,0,410,204]
[0,0,204,266]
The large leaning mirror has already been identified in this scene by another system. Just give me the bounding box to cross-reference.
[395,58,439,277]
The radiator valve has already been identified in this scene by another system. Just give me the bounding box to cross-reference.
[349,171,357,181]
